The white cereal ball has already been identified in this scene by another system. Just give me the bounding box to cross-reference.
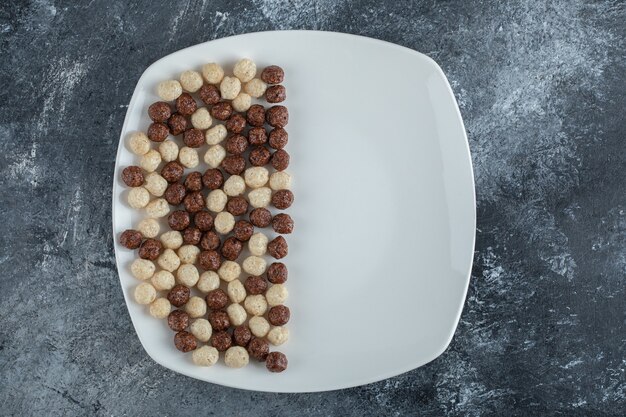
[157,80,183,101]
[244,294,267,316]
[233,58,257,82]
[244,78,267,98]
[205,125,227,145]
[248,232,268,256]
[218,260,241,282]
[143,172,168,197]
[197,271,220,293]
[134,282,156,305]
[269,171,292,190]
[137,218,160,238]
[185,296,207,318]
[140,149,162,172]
[179,70,203,92]
[266,284,288,306]
[204,145,226,168]
[214,212,235,234]
[248,187,272,208]
[128,132,150,155]
[151,270,175,291]
[131,259,155,280]
[128,187,150,209]
[223,175,246,197]
[191,107,212,130]
[224,346,249,368]
[202,63,224,84]
[249,316,270,337]
[231,93,252,112]
[160,231,183,249]
[206,189,227,212]
[178,245,200,264]
[178,146,199,168]
[157,248,180,272]
[190,319,212,342]
[226,303,247,326]
[145,198,170,218]
[158,140,179,162]
[242,256,267,276]
[149,298,171,319]
[267,326,290,346]
[227,279,247,303]
[177,263,199,287]
[192,345,219,366]
[220,76,241,100]
[244,167,269,189]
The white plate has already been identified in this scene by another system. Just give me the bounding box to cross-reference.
[113,31,475,393]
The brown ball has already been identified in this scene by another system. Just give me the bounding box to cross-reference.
[168,210,191,231]
[267,262,288,284]
[202,168,224,190]
[261,65,284,84]
[226,196,249,216]
[221,237,243,261]
[249,208,272,228]
[268,305,290,326]
[205,289,228,310]
[249,146,271,166]
[244,276,267,295]
[272,189,294,210]
[267,236,288,259]
[120,229,142,249]
[233,220,254,241]
[211,102,233,121]
[122,166,144,187]
[167,284,190,307]
[167,309,189,332]
[183,227,202,245]
[208,310,230,331]
[266,106,288,128]
[183,191,205,213]
[184,171,203,192]
[211,330,233,352]
[248,127,267,145]
[271,149,290,171]
[147,122,169,142]
[266,351,288,372]
[199,84,221,105]
[174,331,197,352]
[199,250,221,271]
[183,128,204,148]
[148,101,172,122]
[246,104,265,127]
[233,326,252,347]
[268,128,288,150]
[175,93,197,116]
[138,238,162,260]
[265,85,286,103]
[225,134,248,155]
[248,337,270,361]
[200,231,221,251]
[194,211,214,231]
[272,213,294,234]
[168,113,189,136]
[161,161,185,183]
[226,113,246,133]
[164,183,186,205]
[221,155,246,175]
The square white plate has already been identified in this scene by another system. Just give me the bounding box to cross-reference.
[113,30,475,392]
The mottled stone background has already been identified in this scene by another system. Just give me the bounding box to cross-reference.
[1,0,624,415]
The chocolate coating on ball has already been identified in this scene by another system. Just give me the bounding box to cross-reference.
[138,238,162,260]
[208,310,230,331]
[194,211,214,231]
[147,122,169,142]
[184,171,203,192]
[211,330,233,352]
[183,128,204,148]
[199,250,221,271]
[183,226,202,245]
[200,231,221,251]
[202,168,224,190]
[249,146,271,166]
[168,113,189,136]
[248,127,267,145]
[226,113,246,133]
[122,166,144,187]
[233,220,254,241]
[261,65,284,84]
[266,105,288,128]
[272,213,294,234]
[221,155,246,175]
[267,236,288,259]
[167,309,189,331]
[167,284,190,307]
[271,149,290,171]
[268,128,288,150]
[233,326,252,347]
[210,102,233,121]
[120,229,142,249]
[168,210,191,231]
[268,305,290,326]
[246,104,265,127]
[266,351,288,372]
[205,289,228,310]
[226,196,248,216]
[248,337,270,361]
[267,262,288,284]
[225,134,248,155]
[272,189,294,210]
[161,161,184,183]
[199,84,221,105]
[249,208,272,228]
[244,276,267,295]
[175,93,197,116]
[174,331,197,352]
[221,237,243,261]
[265,85,286,103]
[148,101,172,122]
[183,191,205,213]
[164,183,186,205]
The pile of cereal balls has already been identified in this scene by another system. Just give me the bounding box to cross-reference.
[120,59,291,373]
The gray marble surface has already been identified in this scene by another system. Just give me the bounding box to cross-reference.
[1,0,625,415]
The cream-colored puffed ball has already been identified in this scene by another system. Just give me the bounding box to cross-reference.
[160,231,183,249]
[269,171,292,190]
[143,172,168,197]
[223,175,246,196]
[191,107,212,130]
[267,326,289,346]
[157,80,183,101]
[244,167,269,189]
[131,259,155,280]
[231,93,252,112]
[192,345,219,366]
[137,218,160,238]
[248,232,268,256]
[157,248,180,272]
[151,270,175,291]
[224,346,249,368]
[206,189,227,212]
[214,212,235,234]
[226,303,247,326]
[205,125,227,145]
[140,149,162,172]
[190,318,212,342]
[177,245,200,264]
[266,284,288,306]
[220,76,241,100]
[248,187,272,208]
[178,146,199,168]
[179,70,203,92]
[177,263,199,287]
[134,282,156,305]
[204,145,226,168]
[128,132,150,155]
[249,316,270,337]
[218,260,241,282]
[233,58,257,82]
[185,296,207,318]
[145,198,170,218]
[244,78,267,98]
[242,256,267,276]
[197,271,220,293]
[227,279,246,303]
[149,298,171,319]
[202,63,224,84]
[128,187,150,209]
[244,294,267,316]
[158,140,179,162]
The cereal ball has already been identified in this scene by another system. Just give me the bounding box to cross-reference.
[231,93,252,112]
[248,337,269,361]
[272,213,294,234]
[177,244,200,264]
[168,113,189,136]
[149,298,171,319]
[204,145,226,168]
[266,283,288,306]
[204,125,227,146]
[179,70,203,92]
[179,147,199,168]
[221,155,246,175]
[175,93,197,116]
[183,226,202,245]
[269,171,292,191]
[148,101,172,122]
[194,211,214,231]
[184,171,203,192]
[122,166,144,187]
[191,107,212,130]
[168,210,190,231]
[227,303,247,326]
[185,296,207,318]
[233,220,254,241]
[227,279,246,304]
[266,352,288,373]
[157,80,182,101]
[202,168,224,190]
[199,250,222,271]
[267,326,289,346]
[208,310,230,331]
[174,331,197,352]
[131,258,155,280]
[168,309,189,331]
[164,183,186,205]
[158,140,179,162]
[234,58,257,82]
[128,132,150,155]
[211,330,233,351]
[218,260,241,282]
[249,208,272,228]
[261,65,284,84]
[199,84,221,105]
[266,105,289,128]
[233,326,252,347]
[272,189,294,210]
[211,102,233,121]
[206,288,228,310]
[226,114,246,134]
[139,238,163,260]
[244,294,268,316]
[206,189,227,212]
[244,78,267,98]
[183,129,204,148]
[151,270,176,291]
[268,305,290,326]
[221,237,243,261]
[226,196,248,216]
[248,127,268,145]
[245,276,267,295]
[202,63,224,84]
[140,149,162,172]
[248,187,272,208]
[214,212,235,234]
[267,262,288,284]
[249,146,271,167]
[244,167,269,189]
[269,128,288,149]
[246,104,265,127]
[220,76,241,100]
[249,316,270,337]
[192,345,219,366]
[134,282,156,305]
[144,172,168,197]
[190,318,212,342]
[200,231,221,251]
[167,284,190,307]
[177,264,199,287]
[183,191,205,213]
[266,85,286,103]
[223,175,246,197]
[120,229,142,249]
[197,271,220,293]
[161,161,184,183]
[267,236,288,259]
[157,248,181,272]
[225,346,249,368]
[271,149,290,171]
[248,232,268,256]
[160,230,183,249]
[225,134,248,155]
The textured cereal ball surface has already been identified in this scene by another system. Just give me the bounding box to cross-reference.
[160,231,183,250]
[151,270,175,291]
[140,149,162,172]
[261,65,284,84]
[246,104,265,127]
[218,260,241,282]
[183,225,202,243]
[272,189,294,210]
[185,296,207,318]
[249,208,272,228]
[199,250,222,271]
[197,271,220,293]
[205,124,227,145]
[177,244,200,264]
[221,237,243,261]
[248,187,272,208]
[128,132,150,155]
[190,318,212,342]
[227,279,247,303]
[248,127,268,146]
[174,331,197,352]
[244,167,269,189]
[233,220,254,241]
[148,101,172,122]
[183,128,205,148]
[168,113,189,136]
[233,58,257,82]
[134,282,156,305]
[147,122,169,142]
[168,309,189,331]
[184,171,203,192]
[268,305,290,326]
[206,189,227,213]
[131,259,155,280]
[249,146,272,167]
[268,128,288,150]
[221,155,246,175]
[248,337,270,361]
[183,191,205,213]
[244,276,267,295]
[265,85,286,103]
[200,231,221,251]
[192,345,219,366]
[199,84,221,105]
[158,140,179,162]
[266,283,289,306]
[269,171,292,190]
[267,262,288,284]
[173,93,199,116]
[149,298,171,319]
[157,248,181,272]
[266,105,289,128]
[122,166,144,187]
[179,70,203,92]
[179,147,199,168]
[244,294,268,316]
[233,326,252,347]
[208,310,230,331]
[157,80,182,101]
[202,63,224,84]
[177,263,200,287]
[271,149,290,171]
[191,107,212,130]
[194,211,214,231]
[211,330,233,352]
[272,213,294,234]
[267,326,289,346]
[220,76,241,100]
[210,102,233,121]
[226,114,246,134]
[139,238,163,260]
[225,134,248,154]
[244,78,267,98]
[202,168,224,190]
[227,303,247,326]
[144,172,168,197]
[248,232,268,256]
[242,256,267,276]
[268,236,288,259]
[231,93,252,112]
[266,351,288,373]
[226,196,248,216]
[205,288,228,310]
[224,346,249,368]
[120,229,142,249]
[223,175,246,197]
[161,161,184,183]
[168,210,190,231]
[204,145,226,168]
[249,316,270,337]
[167,284,190,307]
[164,183,186,205]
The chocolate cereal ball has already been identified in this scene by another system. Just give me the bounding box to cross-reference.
[183,128,204,148]
[194,211,214,231]
[183,191,205,213]
[161,161,184,183]
[267,262,288,284]
[261,66,284,84]
[147,122,169,142]
[268,128,288,149]
[199,250,221,271]
[210,102,233,121]
[122,166,144,187]
[200,231,221,251]
[175,93,197,116]
[267,236,288,259]
[226,196,248,216]
[211,330,232,352]
[184,171,203,192]
[272,213,294,234]
[249,146,271,166]
[202,168,224,190]
[221,155,246,175]
[268,305,290,326]
[265,85,286,103]
[168,113,189,136]
[248,127,267,145]
[246,104,265,127]
[205,289,228,310]
[249,208,272,228]
[221,237,243,261]
[139,238,162,260]
[208,310,230,331]
[244,276,267,295]
[233,326,252,347]
[148,101,172,122]
[183,227,202,245]
[167,284,190,307]
[266,105,288,128]
[164,183,186,205]
[167,309,189,332]
[272,189,294,210]
[225,134,248,155]
[168,210,190,231]
[174,331,197,352]
[248,337,270,361]
[266,352,288,372]
[198,84,221,105]
[120,229,142,249]
[225,114,246,133]
[271,149,290,171]
[233,220,254,241]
